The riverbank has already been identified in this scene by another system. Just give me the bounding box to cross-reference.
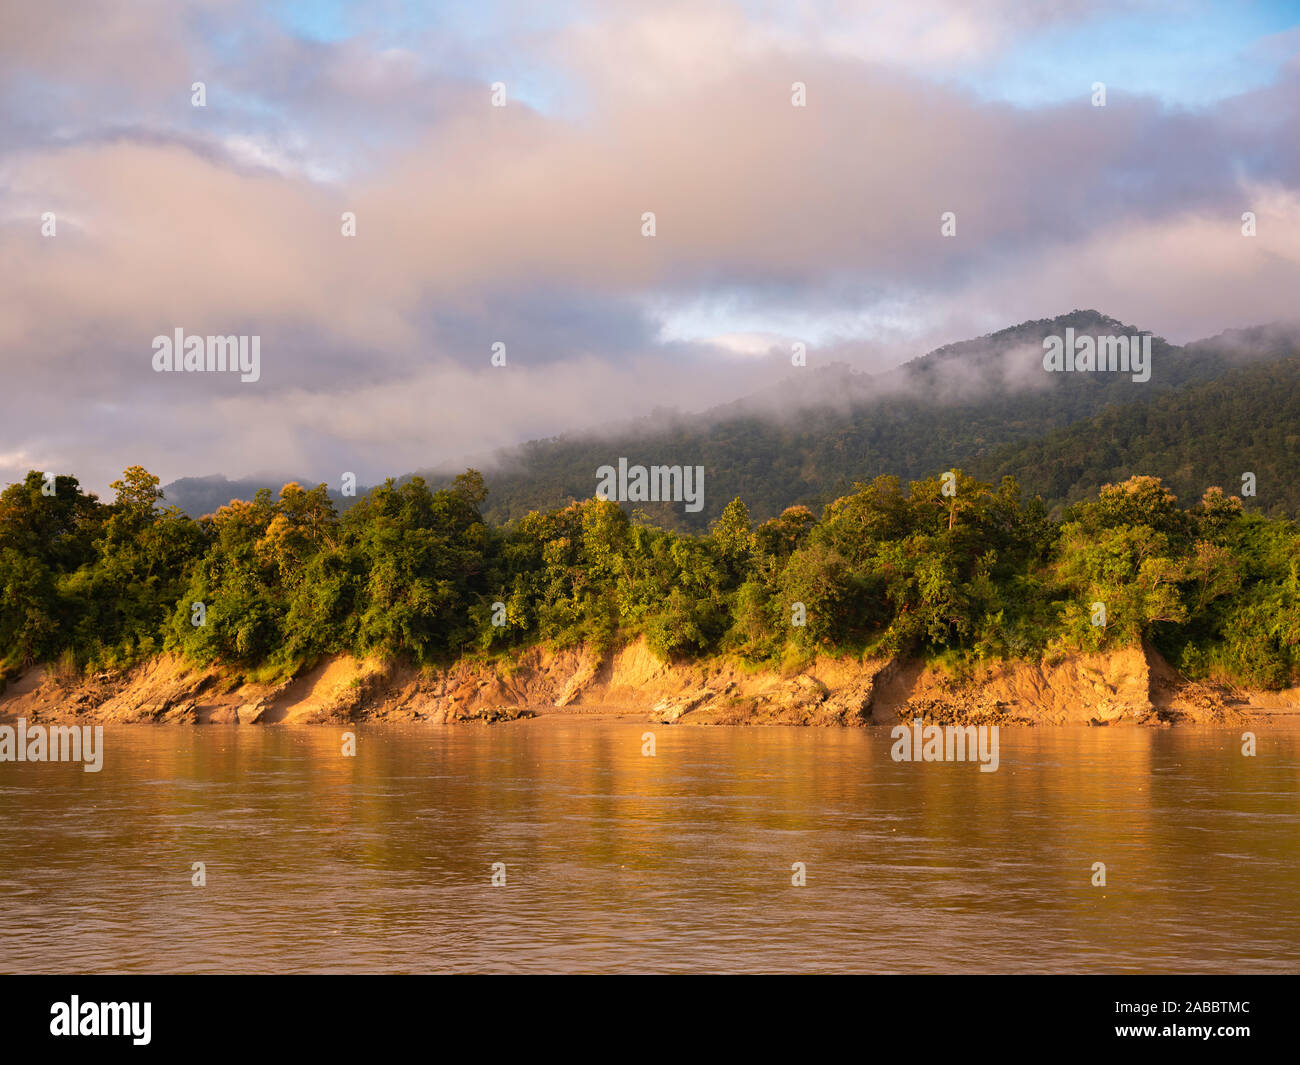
[2,638,1296,727]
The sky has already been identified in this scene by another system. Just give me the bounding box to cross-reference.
[2,0,1300,495]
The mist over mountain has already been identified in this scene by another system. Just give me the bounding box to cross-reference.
[420,310,1298,529]
[162,310,1300,527]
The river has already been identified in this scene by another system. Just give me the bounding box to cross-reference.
[1,719,1297,973]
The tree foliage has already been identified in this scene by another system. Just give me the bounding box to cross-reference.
[1,465,1296,691]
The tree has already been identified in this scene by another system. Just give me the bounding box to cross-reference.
[709,498,752,584]
[110,465,164,516]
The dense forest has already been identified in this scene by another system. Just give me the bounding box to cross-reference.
[972,354,1300,517]
[2,464,1297,691]
[412,311,1299,530]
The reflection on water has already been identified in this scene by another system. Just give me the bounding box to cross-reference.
[1,719,1297,973]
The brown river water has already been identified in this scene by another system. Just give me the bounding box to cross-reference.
[1,719,1297,973]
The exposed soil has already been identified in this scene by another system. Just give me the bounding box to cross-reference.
[2,638,1290,728]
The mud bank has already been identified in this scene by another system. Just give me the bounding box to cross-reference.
[3,638,1295,728]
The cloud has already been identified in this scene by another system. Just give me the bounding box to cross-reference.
[1,0,1298,494]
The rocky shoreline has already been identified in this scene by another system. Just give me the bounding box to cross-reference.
[2,637,1294,728]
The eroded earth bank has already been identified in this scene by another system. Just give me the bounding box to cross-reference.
[4,638,1297,728]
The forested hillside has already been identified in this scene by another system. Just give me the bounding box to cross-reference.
[974,355,1300,518]
[159,311,1298,531]
[417,311,1295,530]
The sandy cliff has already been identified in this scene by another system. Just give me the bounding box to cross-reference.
[2,638,1288,727]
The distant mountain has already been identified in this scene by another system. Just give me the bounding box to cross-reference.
[972,353,1300,518]
[163,311,1300,528]
[421,310,1298,529]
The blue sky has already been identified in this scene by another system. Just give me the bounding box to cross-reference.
[268,0,1300,110]
[269,0,582,42]
[970,1,1300,107]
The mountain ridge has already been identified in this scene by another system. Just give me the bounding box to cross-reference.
[159,310,1300,526]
